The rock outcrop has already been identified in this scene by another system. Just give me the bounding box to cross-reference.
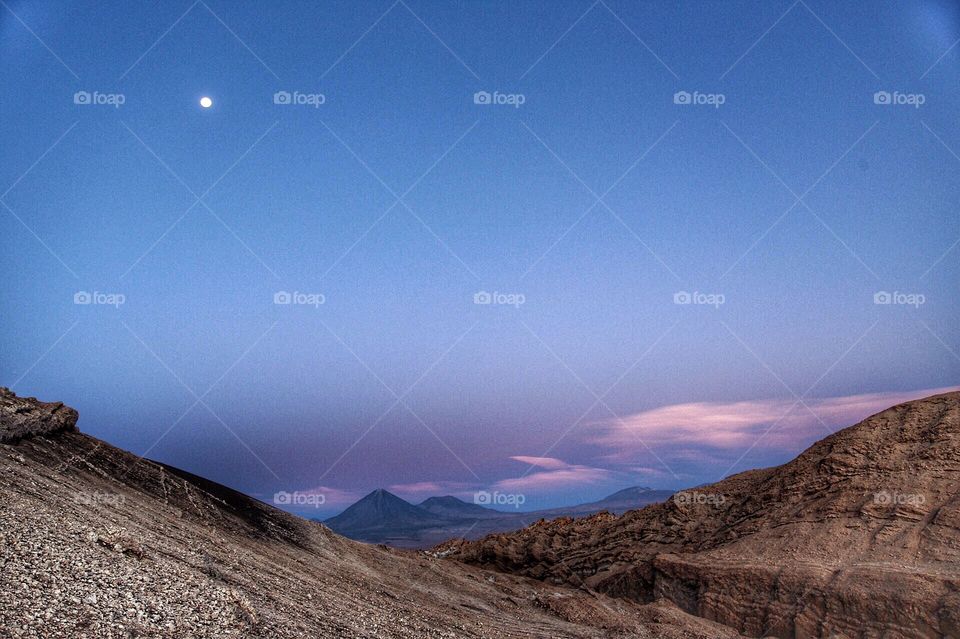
[0,387,78,443]
[442,391,960,638]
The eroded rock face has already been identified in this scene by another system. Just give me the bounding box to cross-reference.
[0,387,78,443]
[443,391,960,638]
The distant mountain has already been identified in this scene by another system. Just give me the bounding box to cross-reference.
[600,486,655,501]
[323,486,674,548]
[324,489,444,540]
[418,495,501,519]
[531,486,674,518]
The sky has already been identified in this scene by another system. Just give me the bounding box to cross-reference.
[2,0,958,517]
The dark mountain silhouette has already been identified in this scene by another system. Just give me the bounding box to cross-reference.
[322,485,674,548]
[418,495,500,519]
[324,489,444,539]
[532,486,674,518]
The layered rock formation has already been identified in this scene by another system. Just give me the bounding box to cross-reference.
[0,387,78,443]
[442,391,960,638]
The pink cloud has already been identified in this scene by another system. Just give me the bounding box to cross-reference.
[508,455,570,470]
[591,386,958,461]
[492,457,611,493]
[388,481,445,494]
[387,481,478,502]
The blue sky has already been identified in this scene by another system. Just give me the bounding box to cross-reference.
[2,0,958,516]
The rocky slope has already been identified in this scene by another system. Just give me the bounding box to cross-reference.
[0,388,738,639]
[441,391,960,638]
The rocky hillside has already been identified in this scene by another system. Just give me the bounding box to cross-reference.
[0,388,737,639]
[441,391,960,638]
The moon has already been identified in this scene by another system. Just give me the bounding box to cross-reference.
[200,96,213,108]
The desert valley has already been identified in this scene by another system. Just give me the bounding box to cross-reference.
[2,387,958,637]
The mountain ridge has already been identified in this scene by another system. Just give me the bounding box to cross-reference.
[417,495,501,519]
[440,390,960,637]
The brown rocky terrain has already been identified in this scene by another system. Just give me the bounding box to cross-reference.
[440,391,960,638]
[0,388,738,638]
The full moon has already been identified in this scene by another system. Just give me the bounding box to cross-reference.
[199,96,213,108]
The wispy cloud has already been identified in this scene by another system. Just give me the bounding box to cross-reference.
[388,481,446,494]
[509,455,570,470]
[388,480,473,499]
[591,386,959,461]
[492,456,611,492]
